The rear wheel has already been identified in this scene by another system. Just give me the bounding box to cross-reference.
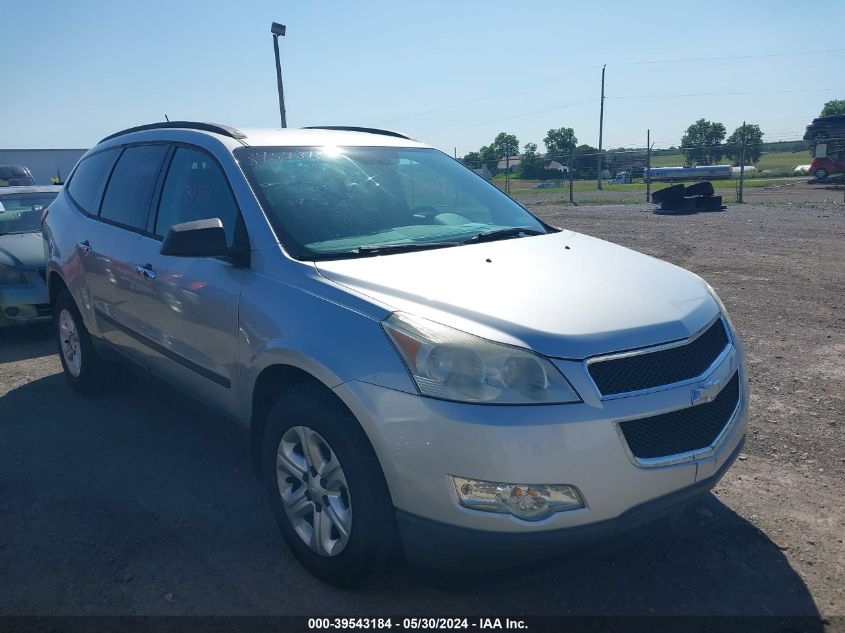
[814,168,828,181]
[262,383,396,587]
[53,289,120,395]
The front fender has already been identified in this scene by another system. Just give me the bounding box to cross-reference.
[236,267,417,423]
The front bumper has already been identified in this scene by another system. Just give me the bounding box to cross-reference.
[0,271,51,326]
[333,340,747,564]
[397,437,744,569]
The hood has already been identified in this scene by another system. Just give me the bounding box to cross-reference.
[0,232,46,270]
[315,231,719,359]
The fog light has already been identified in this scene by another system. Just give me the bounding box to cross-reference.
[4,307,20,317]
[450,476,584,521]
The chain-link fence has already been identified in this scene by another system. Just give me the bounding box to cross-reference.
[457,135,845,208]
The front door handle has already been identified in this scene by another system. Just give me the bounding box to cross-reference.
[77,240,91,255]
[135,264,157,281]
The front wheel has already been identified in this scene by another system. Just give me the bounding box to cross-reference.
[814,168,828,181]
[262,383,396,587]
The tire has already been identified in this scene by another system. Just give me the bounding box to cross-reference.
[657,197,697,214]
[262,382,396,587]
[53,289,121,395]
[651,184,685,204]
[695,195,723,212]
[814,169,828,181]
[685,181,714,197]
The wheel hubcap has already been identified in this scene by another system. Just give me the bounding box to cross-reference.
[276,426,352,557]
[59,309,82,378]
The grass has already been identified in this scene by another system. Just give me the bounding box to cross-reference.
[649,149,811,171]
[507,177,801,196]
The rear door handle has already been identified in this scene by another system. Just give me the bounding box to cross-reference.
[77,240,91,255]
[135,264,157,281]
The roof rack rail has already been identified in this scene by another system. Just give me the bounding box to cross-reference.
[99,121,246,143]
[302,126,413,140]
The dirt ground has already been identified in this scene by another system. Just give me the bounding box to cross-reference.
[0,196,843,620]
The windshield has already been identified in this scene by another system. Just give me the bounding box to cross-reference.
[0,192,58,234]
[235,146,550,259]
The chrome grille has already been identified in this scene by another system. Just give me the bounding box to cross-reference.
[618,372,740,460]
[588,319,729,397]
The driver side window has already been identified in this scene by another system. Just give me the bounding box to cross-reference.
[155,147,239,248]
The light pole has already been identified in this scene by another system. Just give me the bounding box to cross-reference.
[271,22,287,128]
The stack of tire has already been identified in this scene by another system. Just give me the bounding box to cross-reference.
[652,182,724,214]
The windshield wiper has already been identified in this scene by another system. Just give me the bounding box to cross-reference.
[305,241,460,261]
[460,227,546,244]
[350,241,459,255]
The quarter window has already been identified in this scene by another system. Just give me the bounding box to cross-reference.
[155,147,239,247]
[67,149,120,214]
[100,145,168,230]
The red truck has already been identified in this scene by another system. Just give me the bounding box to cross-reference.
[808,154,845,181]
[804,114,845,180]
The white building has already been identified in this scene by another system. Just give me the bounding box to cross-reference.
[0,149,87,184]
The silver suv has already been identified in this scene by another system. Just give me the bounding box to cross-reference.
[43,122,748,586]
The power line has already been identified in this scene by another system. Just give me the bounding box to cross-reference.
[380,65,599,125]
[610,47,845,67]
[607,87,845,100]
[420,98,596,138]
[382,48,845,128]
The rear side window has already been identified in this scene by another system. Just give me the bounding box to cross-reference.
[67,149,120,214]
[100,145,168,230]
[154,147,239,247]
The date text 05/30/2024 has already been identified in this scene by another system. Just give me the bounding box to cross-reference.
[307,618,527,630]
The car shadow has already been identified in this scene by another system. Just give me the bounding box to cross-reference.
[404,497,822,619]
[0,322,55,363]
[0,373,823,620]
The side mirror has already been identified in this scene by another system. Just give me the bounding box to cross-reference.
[161,218,228,257]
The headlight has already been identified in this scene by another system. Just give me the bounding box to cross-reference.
[0,263,28,285]
[704,282,736,332]
[451,476,584,520]
[381,312,581,404]
[704,282,747,374]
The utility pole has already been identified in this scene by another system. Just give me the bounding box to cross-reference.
[568,151,574,204]
[738,121,746,204]
[646,129,651,203]
[271,22,288,128]
[597,64,606,190]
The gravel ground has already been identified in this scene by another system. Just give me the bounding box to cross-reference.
[0,196,843,620]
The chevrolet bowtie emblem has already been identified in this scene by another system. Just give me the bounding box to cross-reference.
[691,376,724,406]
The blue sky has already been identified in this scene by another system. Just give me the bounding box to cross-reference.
[2,0,843,155]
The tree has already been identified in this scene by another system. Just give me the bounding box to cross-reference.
[478,145,499,172]
[460,150,482,166]
[460,150,489,171]
[681,118,727,165]
[492,132,519,159]
[462,145,499,172]
[572,144,602,179]
[543,127,578,160]
[607,150,647,178]
[518,142,545,179]
[724,123,764,165]
[821,100,845,117]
